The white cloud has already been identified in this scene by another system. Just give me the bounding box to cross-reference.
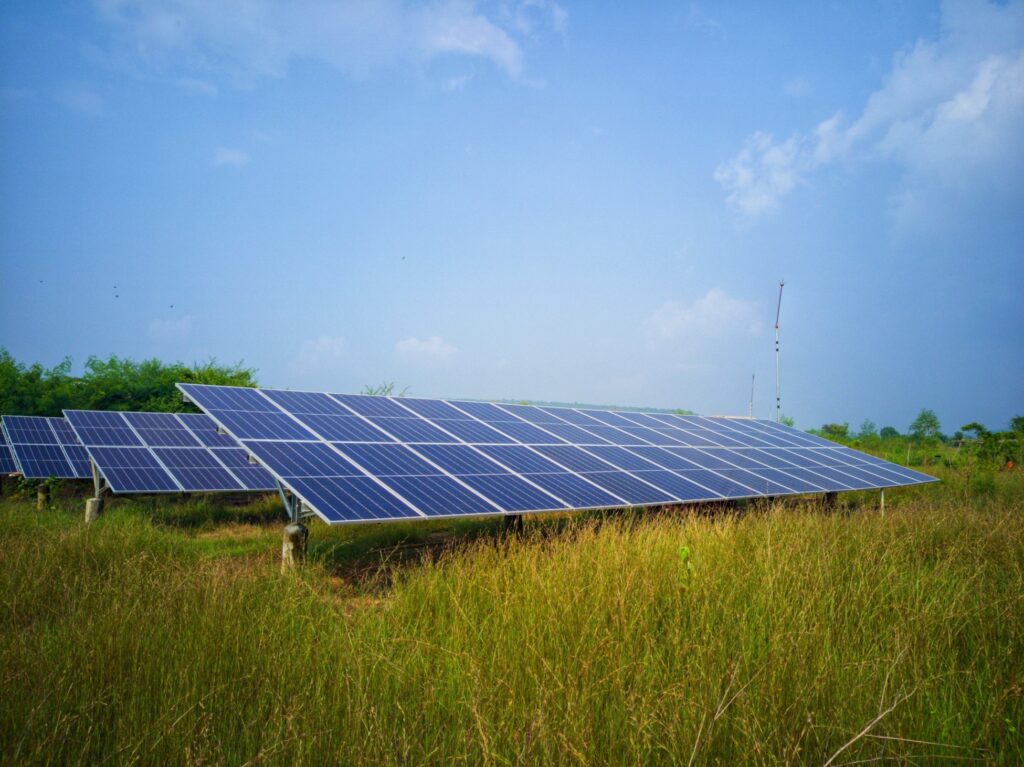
[395,335,458,362]
[684,3,721,36]
[783,76,810,98]
[176,77,218,96]
[716,0,1024,217]
[213,147,250,167]
[94,0,537,82]
[148,314,194,340]
[645,289,762,344]
[290,335,350,377]
[55,85,103,117]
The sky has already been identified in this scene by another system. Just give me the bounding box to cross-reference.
[1,0,1021,433]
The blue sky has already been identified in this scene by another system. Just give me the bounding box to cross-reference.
[1,0,1021,432]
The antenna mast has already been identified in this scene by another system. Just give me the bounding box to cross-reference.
[774,281,784,423]
[749,373,755,418]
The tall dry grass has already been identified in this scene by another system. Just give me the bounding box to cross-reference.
[1,470,1021,765]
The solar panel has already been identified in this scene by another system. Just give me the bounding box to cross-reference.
[63,410,277,494]
[0,425,18,475]
[1,415,92,479]
[177,384,938,526]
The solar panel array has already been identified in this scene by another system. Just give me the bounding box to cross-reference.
[1,415,92,479]
[63,410,276,494]
[178,384,936,526]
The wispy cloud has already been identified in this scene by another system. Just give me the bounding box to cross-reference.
[148,314,193,341]
[290,335,350,378]
[55,85,103,117]
[94,0,549,83]
[715,0,1024,218]
[395,335,458,362]
[213,147,250,167]
[645,289,762,345]
[684,3,721,36]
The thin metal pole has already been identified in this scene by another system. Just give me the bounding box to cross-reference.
[749,373,755,418]
[774,281,784,423]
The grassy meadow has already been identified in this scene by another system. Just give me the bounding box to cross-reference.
[1,465,1022,765]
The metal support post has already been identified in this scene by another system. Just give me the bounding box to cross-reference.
[36,484,49,511]
[502,514,524,536]
[880,488,885,515]
[823,491,838,511]
[86,459,109,522]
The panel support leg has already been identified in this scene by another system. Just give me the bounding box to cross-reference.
[823,491,838,512]
[281,522,308,573]
[880,488,885,515]
[503,514,524,536]
[86,459,110,523]
[36,484,49,511]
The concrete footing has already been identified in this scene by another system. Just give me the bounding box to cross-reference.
[281,522,309,573]
[85,497,104,523]
[36,485,49,511]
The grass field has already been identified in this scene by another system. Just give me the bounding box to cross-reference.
[1,466,1022,765]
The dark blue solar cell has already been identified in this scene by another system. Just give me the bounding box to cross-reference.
[211,448,276,490]
[630,470,722,501]
[49,419,84,446]
[124,412,202,448]
[412,444,509,475]
[625,446,701,471]
[178,413,240,448]
[539,407,605,426]
[4,415,60,445]
[333,443,439,476]
[613,412,670,428]
[399,398,473,420]
[717,469,792,496]
[180,384,280,413]
[261,389,351,415]
[89,447,179,492]
[569,425,637,445]
[476,445,566,474]
[332,394,414,418]
[656,428,720,447]
[579,472,676,504]
[0,445,16,474]
[450,400,523,421]
[424,418,515,444]
[701,448,770,470]
[63,445,92,478]
[579,409,639,427]
[674,469,763,498]
[826,464,904,488]
[746,467,820,493]
[519,472,622,508]
[16,444,72,478]
[666,448,736,471]
[365,417,460,444]
[64,410,144,447]
[534,445,616,472]
[496,404,564,424]
[244,441,363,478]
[292,413,392,442]
[540,423,612,445]
[458,473,567,512]
[286,476,420,522]
[617,426,684,446]
[153,448,243,491]
[216,410,317,441]
[381,475,501,517]
[584,445,663,471]
[486,421,567,445]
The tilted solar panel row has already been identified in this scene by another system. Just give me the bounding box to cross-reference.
[63,410,276,494]
[1,415,92,479]
[178,384,936,525]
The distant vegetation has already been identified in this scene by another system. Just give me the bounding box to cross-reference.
[810,407,1023,469]
[0,349,257,416]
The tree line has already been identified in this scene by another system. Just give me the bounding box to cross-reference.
[0,349,257,417]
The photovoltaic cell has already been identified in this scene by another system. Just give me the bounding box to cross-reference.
[64,410,276,494]
[176,384,937,526]
[1,415,92,479]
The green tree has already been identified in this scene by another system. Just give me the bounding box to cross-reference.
[820,423,850,441]
[909,409,942,442]
[779,415,795,427]
[858,419,877,438]
[880,426,900,440]
[1011,415,1024,434]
